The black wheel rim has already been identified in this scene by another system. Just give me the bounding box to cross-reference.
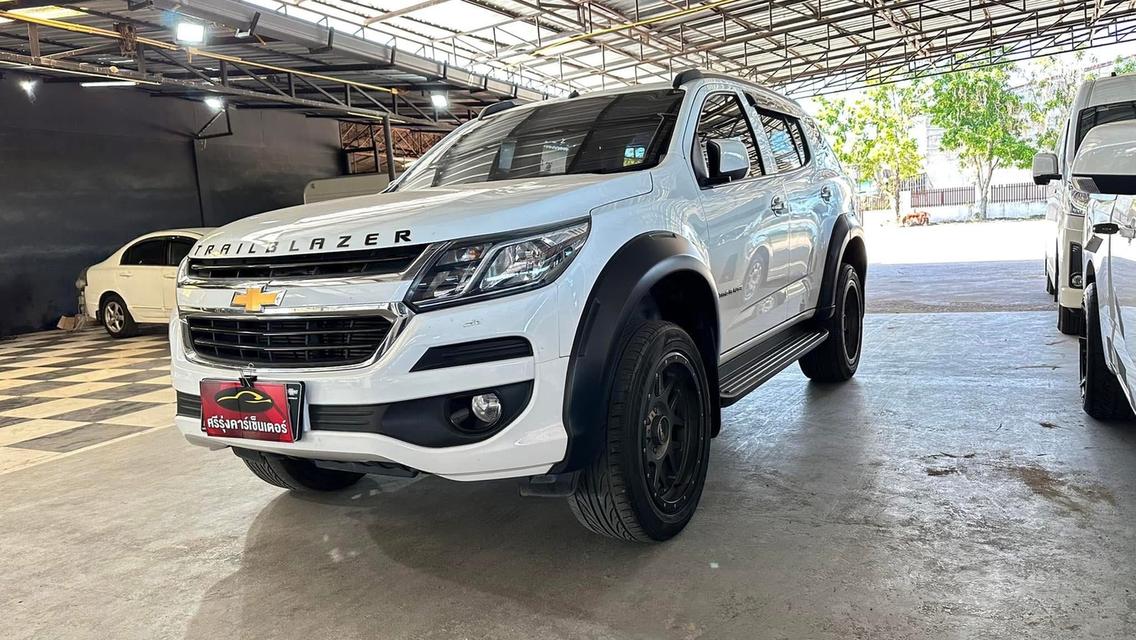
[639,352,706,516]
[842,281,862,363]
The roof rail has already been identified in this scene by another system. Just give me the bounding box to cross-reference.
[567,89,580,98]
[672,68,704,88]
[479,100,517,118]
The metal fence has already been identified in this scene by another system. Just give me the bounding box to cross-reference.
[859,192,891,211]
[990,182,1048,203]
[911,186,976,207]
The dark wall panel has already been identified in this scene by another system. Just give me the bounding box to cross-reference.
[0,79,342,337]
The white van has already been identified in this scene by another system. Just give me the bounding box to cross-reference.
[1034,72,1136,335]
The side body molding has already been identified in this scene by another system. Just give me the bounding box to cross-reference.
[554,232,719,473]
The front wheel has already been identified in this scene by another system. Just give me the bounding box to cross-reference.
[569,321,712,542]
[799,263,863,382]
[1058,304,1084,336]
[1080,284,1133,421]
[239,450,364,492]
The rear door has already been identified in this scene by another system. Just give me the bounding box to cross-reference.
[693,89,792,351]
[752,106,830,319]
[118,238,169,321]
[163,237,197,313]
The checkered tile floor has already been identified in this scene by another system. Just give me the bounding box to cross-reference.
[0,327,173,474]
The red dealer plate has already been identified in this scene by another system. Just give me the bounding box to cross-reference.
[200,380,305,443]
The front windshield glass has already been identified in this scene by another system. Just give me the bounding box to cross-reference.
[394,89,684,191]
[1076,101,1136,152]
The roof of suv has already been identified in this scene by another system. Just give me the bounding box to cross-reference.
[1077,72,1136,109]
[489,72,806,120]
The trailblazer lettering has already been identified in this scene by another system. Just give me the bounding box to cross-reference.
[194,230,412,256]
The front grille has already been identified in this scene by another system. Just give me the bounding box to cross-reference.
[187,315,392,367]
[187,244,425,280]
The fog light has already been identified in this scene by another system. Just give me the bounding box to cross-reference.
[1071,273,1083,288]
[471,393,501,425]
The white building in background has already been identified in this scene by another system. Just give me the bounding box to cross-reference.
[912,115,1033,188]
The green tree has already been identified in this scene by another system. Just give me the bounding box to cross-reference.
[1024,54,1092,153]
[815,83,923,219]
[1115,55,1136,75]
[928,65,1035,220]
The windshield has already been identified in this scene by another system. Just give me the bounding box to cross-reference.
[1076,101,1136,152]
[394,89,684,191]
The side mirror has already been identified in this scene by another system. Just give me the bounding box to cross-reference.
[1032,152,1060,185]
[1071,121,1136,196]
[706,138,749,183]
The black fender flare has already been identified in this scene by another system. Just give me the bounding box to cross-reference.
[552,232,719,474]
[815,214,865,320]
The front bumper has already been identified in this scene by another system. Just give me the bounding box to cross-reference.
[1058,216,1085,309]
[170,285,569,482]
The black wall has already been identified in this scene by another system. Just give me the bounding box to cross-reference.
[0,77,343,337]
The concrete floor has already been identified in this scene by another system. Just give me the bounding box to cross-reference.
[3,221,1136,639]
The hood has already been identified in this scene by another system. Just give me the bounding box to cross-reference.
[192,172,652,258]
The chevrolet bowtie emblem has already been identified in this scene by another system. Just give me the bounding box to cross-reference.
[231,286,284,312]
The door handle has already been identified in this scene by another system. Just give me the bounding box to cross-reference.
[820,186,833,202]
[120,273,133,278]
[1093,222,1119,235]
[770,196,787,214]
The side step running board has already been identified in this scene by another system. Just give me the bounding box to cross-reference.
[719,327,829,406]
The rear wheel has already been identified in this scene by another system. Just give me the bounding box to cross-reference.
[101,294,138,339]
[1080,284,1133,421]
[568,321,711,542]
[799,263,863,382]
[238,450,364,492]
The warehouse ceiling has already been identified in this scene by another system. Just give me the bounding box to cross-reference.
[1,0,1135,127]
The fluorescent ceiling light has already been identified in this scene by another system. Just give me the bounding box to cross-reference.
[80,80,138,87]
[203,96,224,111]
[175,21,206,44]
[18,78,37,99]
[0,6,84,24]
[430,93,447,109]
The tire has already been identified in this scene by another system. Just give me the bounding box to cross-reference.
[101,294,138,339]
[799,263,863,382]
[239,450,364,492]
[1058,304,1084,336]
[568,320,712,542]
[1080,284,1133,421]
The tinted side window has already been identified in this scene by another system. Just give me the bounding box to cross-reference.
[759,111,809,172]
[694,93,764,178]
[169,238,196,266]
[121,239,167,266]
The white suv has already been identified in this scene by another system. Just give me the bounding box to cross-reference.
[1035,73,1136,335]
[171,71,866,541]
[1073,119,1136,420]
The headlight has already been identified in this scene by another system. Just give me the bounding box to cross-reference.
[176,256,190,285]
[1070,186,1089,216]
[407,219,589,310]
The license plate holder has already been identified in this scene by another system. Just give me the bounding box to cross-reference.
[199,379,305,443]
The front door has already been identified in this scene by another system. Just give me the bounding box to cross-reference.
[693,90,791,352]
[1109,195,1136,395]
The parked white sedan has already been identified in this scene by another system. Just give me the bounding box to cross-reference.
[79,229,212,338]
